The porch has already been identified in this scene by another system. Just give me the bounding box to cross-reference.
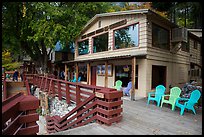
[51,97,202,135]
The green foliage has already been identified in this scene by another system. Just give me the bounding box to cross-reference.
[2,62,22,71]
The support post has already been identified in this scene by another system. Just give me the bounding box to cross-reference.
[76,62,79,82]
[131,57,136,101]
[105,61,108,88]
[65,64,68,81]
[87,63,91,85]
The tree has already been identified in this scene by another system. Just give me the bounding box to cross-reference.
[151,2,202,28]
[2,2,112,74]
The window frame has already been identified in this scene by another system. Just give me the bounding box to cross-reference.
[152,23,170,50]
[77,38,89,56]
[92,32,109,53]
[113,22,139,50]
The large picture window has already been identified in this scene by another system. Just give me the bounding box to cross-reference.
[114,23,139,49]
[93,33,108,53]
[152,23,170,50]
[115,65,138,89]
[78,39,89,55]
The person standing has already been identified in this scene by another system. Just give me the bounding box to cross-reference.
[13,69,19,81]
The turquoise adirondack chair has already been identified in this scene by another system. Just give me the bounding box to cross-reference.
[174,89,201,115]
[114,80,122,91]
[71,76,81,82]
[147,85,166,107]
[160,87,181,110]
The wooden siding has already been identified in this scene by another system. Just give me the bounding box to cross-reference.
[76,14,148,61]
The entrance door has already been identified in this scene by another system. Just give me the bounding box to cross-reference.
[151,65,166,89]
[91,66,97,86]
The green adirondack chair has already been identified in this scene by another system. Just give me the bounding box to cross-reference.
[147,85,166,107]
[174,89,201,115]
[160,87,181,110]
[114,80,122,91]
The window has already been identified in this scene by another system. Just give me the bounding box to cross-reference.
[115,65,138,89]
[194,41,198,49]
[152,23,170,50]
[93,33,108,53]
[98,20,101,28]
[97,64,112,76]
[79,64,87,82]
[181,41,189,52]
[114,23,139,49]
[78,39,89,55]
[151,65,166,89]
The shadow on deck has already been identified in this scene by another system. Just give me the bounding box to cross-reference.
[51,97,202,135]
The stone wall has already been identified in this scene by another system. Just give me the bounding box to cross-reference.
[34,88,76,117]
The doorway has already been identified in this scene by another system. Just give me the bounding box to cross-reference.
[151,65,166,89]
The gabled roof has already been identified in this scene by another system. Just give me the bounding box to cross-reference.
[80,9,177,36]
[82,9,149,33]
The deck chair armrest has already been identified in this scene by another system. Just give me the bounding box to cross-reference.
[177,98,189,101]
[162,95,170,99]
[176,97,189,104]
[148,92,155,97]
[148,92,155,95]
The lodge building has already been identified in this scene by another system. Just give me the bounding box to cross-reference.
[63,9,202,100]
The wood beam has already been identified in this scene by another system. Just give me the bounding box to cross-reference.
[65,64,68,81]
[76,63,79,81]
[87,63,91,85]
[131,57,136,101]
[105,61,108,88]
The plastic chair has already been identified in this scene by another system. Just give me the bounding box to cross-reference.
[160,87,181,110]
[114,80,122,91]
[147,85,166,107]
[123,81,132,96]
[71,76,81,82]
[174,89,201,115]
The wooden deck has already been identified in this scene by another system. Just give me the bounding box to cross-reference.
[51,97,202,135]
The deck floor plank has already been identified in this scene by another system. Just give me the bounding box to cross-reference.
[51,98,202,135]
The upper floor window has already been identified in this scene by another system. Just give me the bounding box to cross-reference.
[152,23,170,50]
[78,39,89,55]
[93,33,108,53]
[98,20,101,28]
[114,23,139,49]
[181,40,189,52]
[193,40,198,49]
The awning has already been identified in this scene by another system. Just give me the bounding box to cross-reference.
[62,54,146,64]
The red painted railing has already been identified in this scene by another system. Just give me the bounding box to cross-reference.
[2,92,40,135]
[25,74,123,134]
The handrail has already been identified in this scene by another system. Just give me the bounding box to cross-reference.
[2,92,39,135]
[24,74,123,134]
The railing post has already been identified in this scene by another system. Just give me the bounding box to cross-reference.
[3,80,7,100]
[25,80,30,95]
[66,83,71,104]
[58,81,62,100]
[40,77,44,90]
[48,79,52,95]
[44,77,48,92]
[76,84,81,105]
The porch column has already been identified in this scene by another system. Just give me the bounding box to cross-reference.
[76,62,79,81]
[65,64,68,81]
[57,66,60,79]
[131,57,136,101]
[87,63,91,85]
[105,61,108,88]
